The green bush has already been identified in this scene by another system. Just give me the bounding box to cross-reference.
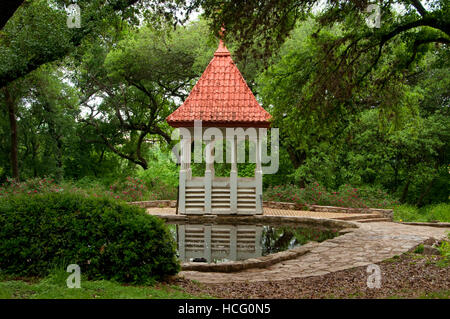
[0,193,179,284]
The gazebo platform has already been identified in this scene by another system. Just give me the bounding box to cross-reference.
[146,206,390,222]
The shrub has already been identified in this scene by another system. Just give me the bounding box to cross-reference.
[264,182,398,209]
[0,192,180,284]
[0,177,63,197]
[107,176,149,201]
[0,176,172,202]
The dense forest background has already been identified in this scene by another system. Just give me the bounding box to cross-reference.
[0,0,448,211]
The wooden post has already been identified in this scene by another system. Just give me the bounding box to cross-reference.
[230,135,238,214]
[255,132,263,214]
[179,136,191,214]
[204,138,214,214]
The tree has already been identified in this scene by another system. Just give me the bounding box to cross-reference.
[0,66,79,180]
[257,16,449,204]
[2,85,20,179]
[76,21,215,169]
[0,0,188,89]
[193,0,449,115]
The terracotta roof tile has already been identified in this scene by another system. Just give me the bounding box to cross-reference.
[166,40,271,128]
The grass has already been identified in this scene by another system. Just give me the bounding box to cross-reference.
[0,270,209,299]
[413,244,424,254]
[387,290,450,299]
[393,203,450,223]
[418,290,450,299]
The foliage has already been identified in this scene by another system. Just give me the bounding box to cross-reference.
[0,177,63,197]
[0,5,448,212]
[136,147,179,200]
[414,244,425,254]
[198,0,450,117]
[393,203,450,222]
[107,177,148,201]
[0,0,185,88]
[264,182,398,208]
[77,20,215,169]
[0,193,180,283]
[437,239,450,267]
[258,16,449,206]
[0,175,175,202]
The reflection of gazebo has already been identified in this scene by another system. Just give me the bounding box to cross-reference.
[166,37,271,215]
[177,224,263,263]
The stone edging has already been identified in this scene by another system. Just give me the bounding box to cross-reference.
[155,214,358,272]
[129,200,177,208]
[396,221,450,228]
[182,244,315,272]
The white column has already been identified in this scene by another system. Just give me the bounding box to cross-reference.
[186,138,192,180]
[255,131,263,214]
[204,138,214,214]
[179,136,190,214]
[230,135,238,214]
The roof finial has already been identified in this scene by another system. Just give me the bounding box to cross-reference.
[218,25,225,48]
[214,25,230,56]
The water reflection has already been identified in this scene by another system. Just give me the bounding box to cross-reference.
[176,224,263,263]
[173,223,339,264]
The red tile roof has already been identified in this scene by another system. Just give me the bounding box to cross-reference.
[166,40,271,128]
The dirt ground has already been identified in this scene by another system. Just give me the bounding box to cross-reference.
[174,253,450,299]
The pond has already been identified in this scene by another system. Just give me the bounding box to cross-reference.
[167,222,340,264]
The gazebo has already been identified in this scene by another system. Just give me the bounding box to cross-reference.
[166,37,271,215]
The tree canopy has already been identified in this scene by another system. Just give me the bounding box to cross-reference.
[0,0,448,206]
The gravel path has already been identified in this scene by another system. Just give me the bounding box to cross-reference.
[175,253,450,298]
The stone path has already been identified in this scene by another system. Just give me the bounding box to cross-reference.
[178,222,450,283]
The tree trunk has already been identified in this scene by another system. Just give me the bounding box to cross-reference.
[400,179,410,203]
[417,178,434,207]
[3,87,19,180]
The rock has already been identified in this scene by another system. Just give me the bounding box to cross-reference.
[423,237,439,246]
[422,245,440,256]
